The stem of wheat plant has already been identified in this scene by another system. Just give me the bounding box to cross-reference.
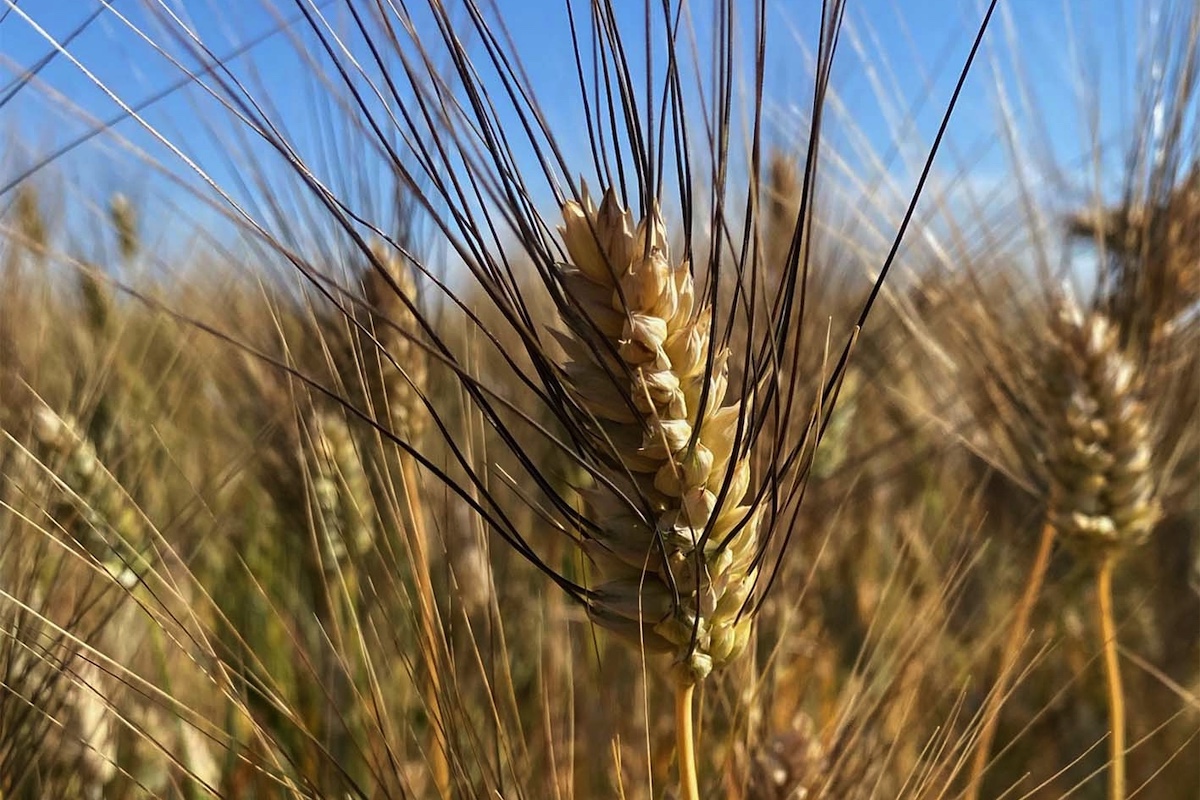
[0,0,999,796]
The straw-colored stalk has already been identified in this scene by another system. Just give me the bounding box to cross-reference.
[557,188,761,798]
[1044,298,1159,800]
[360,243,447,795]
[1095,553,1124,800]
[964,516,1056,800]
[675,682,699,800]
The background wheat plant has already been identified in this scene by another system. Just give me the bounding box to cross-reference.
[1,0,1197,798]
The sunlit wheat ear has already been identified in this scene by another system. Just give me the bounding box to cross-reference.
[1043,296,1161,556]
[558,188,759,685]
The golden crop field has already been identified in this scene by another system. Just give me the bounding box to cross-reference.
[0,2,1196,798]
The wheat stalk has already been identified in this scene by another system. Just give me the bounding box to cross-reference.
[962,291,1164,799]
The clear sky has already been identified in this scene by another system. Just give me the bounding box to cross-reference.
[0,0,1166,260]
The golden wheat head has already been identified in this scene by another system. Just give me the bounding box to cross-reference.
[558,187,759,684]
[1043,295,1161,555]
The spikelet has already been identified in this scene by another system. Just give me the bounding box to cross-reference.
[361,242,428,442]
[1042,296,1161,555]
[558,187,759,684]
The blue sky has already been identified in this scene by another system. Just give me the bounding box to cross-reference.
[0,0,1159,260]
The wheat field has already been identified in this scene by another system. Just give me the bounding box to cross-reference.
[0,1,1197,798]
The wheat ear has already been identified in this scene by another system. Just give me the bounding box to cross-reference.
[1043,296,1160,800]
[558,188,760,796]
[1069,164,1200,350]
